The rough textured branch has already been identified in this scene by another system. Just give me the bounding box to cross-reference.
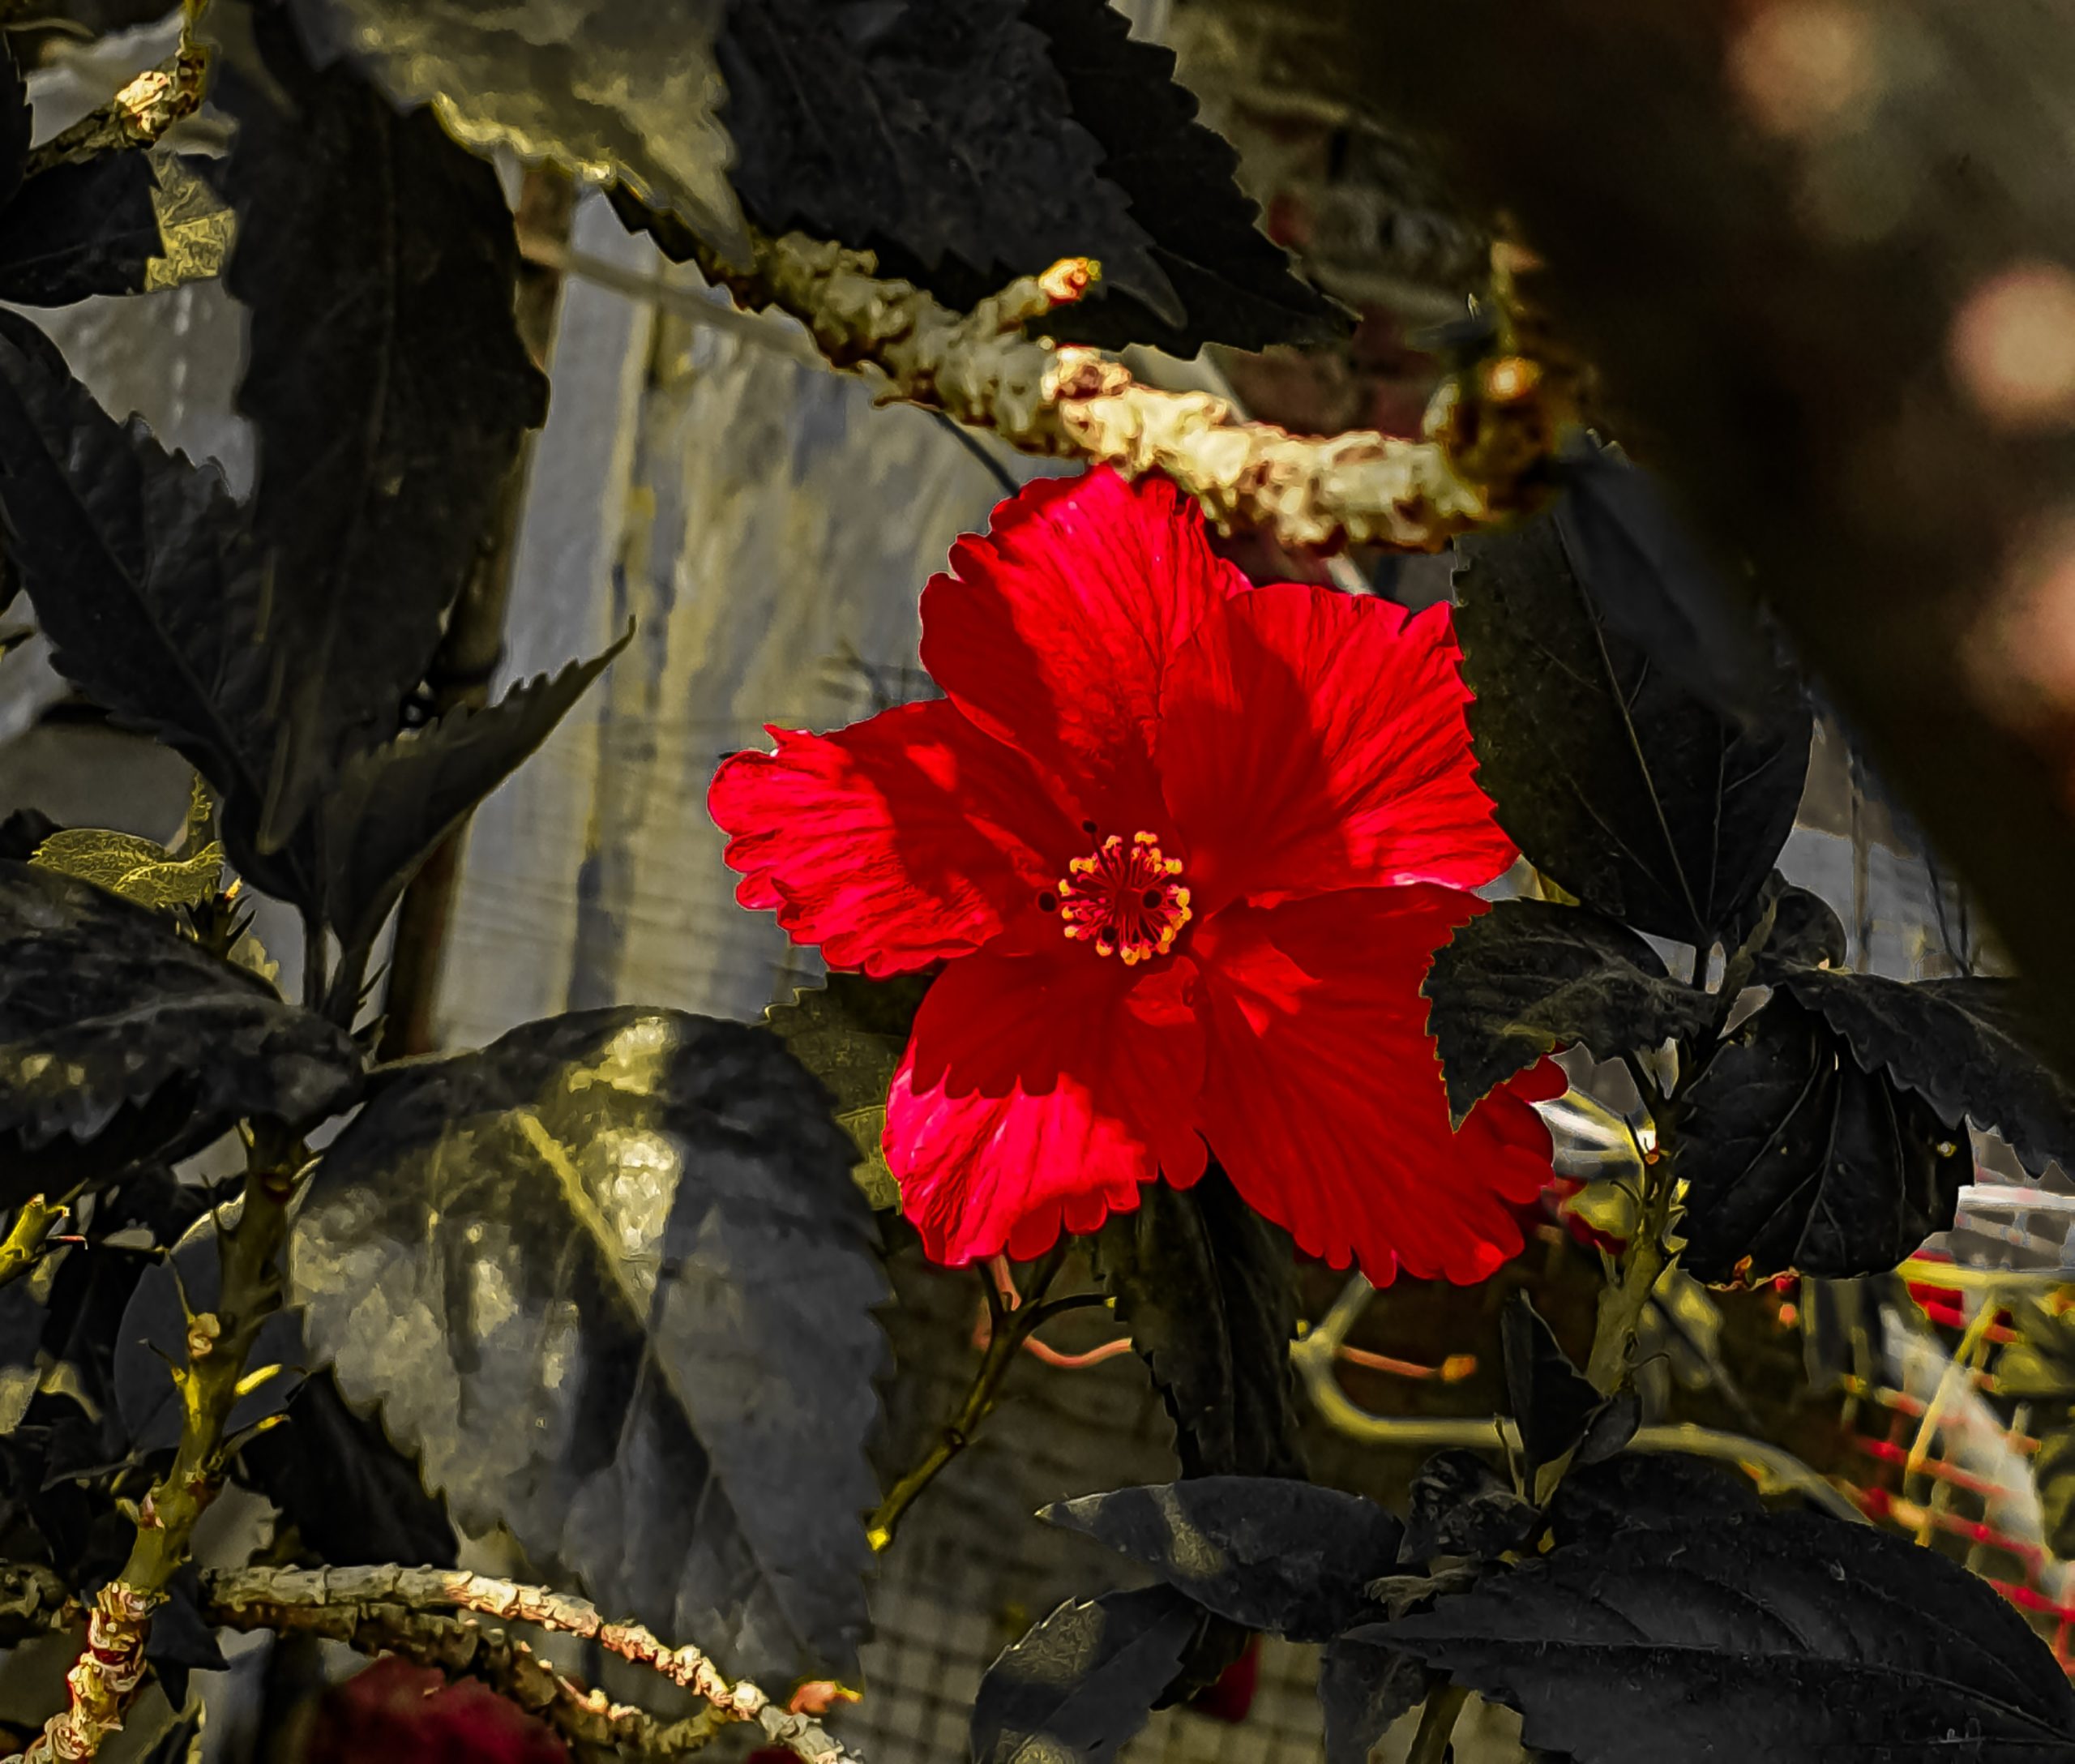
[12,1586,151,1764]
[201,1589,720,1761]
[199,1567,860,1763]
[675,226,1571,553]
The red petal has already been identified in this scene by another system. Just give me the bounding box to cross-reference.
[1157,587,1516,914]
[1192,887,1559,1285]
[887,948,1207,1263]
[920,467,1244,833]
[708,700,1074,976]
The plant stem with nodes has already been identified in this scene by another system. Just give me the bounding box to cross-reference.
[866,1246,1106,1552]
[3,1122,305,1764]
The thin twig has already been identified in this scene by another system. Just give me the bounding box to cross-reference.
[870,1251,1072,1552]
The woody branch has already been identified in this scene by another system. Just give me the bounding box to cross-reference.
[623,217,1577,554]
[204,1567,859,1763]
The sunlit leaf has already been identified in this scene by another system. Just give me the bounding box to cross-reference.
[31,828,222,913]
[289,1007,886,1681]
[290,0,745,256]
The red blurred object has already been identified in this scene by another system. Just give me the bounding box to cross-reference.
[304,1657,567,1764]
[1186,1633,1260,1724]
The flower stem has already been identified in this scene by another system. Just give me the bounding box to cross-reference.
[866,1248,1071,1552]
[1408,1684,1470,1764]
[1585,1155,1675,1398]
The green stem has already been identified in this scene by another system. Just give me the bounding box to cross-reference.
[0,1196,66,1291]
[1408,1684,1470,1764]
[118,1127,298,1595]
[1585,1216,1668,1398]
[866,1249,1070,1551]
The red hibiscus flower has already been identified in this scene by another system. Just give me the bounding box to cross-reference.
[708,467,1560,1283]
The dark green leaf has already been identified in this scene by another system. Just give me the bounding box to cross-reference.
[114,1199,302,1454]
[0,152,158,306]
[1401,1449,1539,1565]
[1042,1477,1401,1642]
[37,1240,154,1474]
[1553,443,1777,721]
[136,1706,203,1764]
[289,0,743,254]
[0,313,281,823]
[221,15,548,845]
[1502,1292,1603,1484]
[710,0,1174,318]
[0,811,58,865]
[1547,1450,1764,1548]
[289,1008,886,1682]
[764,969,932,1210]
[1095,1171,1303,1479]
[143,1566,226,1709]
[1384,1510,2075,1762]
[1317,1635,1433,1764]
[1780,969,2075,1179]
[1743,876,1848,983]
[995,0,1346,355]
[1676,995,1968,1282]
[313,638,627,959]
[1452,505,1812,948]
[1424,897,1713,1125]
[0,862,362,1189]
[970,1584,1200,1764]
[238,1368,458,1569]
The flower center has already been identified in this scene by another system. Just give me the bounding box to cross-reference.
[1050,829,1192,965]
